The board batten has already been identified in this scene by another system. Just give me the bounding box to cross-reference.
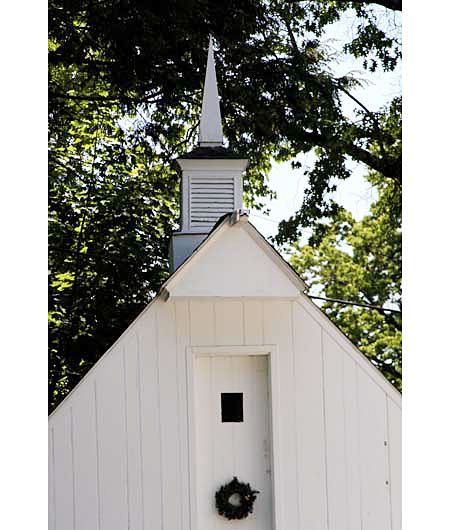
[48,427,55,530]
[214,300,244,345]
[175,300,192,529]
[292,302,328,530]
[190,300,215,345]
[53,409,74,530]
[387,398,401,530]
[71,383,99,530]
[357,368,391,530]
[157,302,182,530]
[96,351,128,530]
[123,333,144,530]
[194,357,214,524]
[243,300,264,345]
[138,307,163,529]
[342,353,362,530]
[323,332,349,530]
[263,300,298,529]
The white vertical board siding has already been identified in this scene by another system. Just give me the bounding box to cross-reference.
[123,333,144,530]
[175,300,193,529]
[48,427,55,530]
[323,332,350,530]
[214,300,244,345]
[342,352,362,530]
[194,356,214,524]
[243,300,264,345]
[387,398,402,530]
[49,293,400,530]
[263,300,299,529]
[96,350,128,530]
[71,383,99,530]
[358,369,391,530]
[292,302,328,530]
[156,301,182,530]
[138,307,163,529]
[293,300,398,530]
[190,300,215,345]
[53,409,74,530]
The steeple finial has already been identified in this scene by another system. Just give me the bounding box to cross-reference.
[198,36,223,147]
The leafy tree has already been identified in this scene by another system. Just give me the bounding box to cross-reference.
[289,169,401,390]
[49,0,402,230]
[49,99,180,409]
[49,1,401,409]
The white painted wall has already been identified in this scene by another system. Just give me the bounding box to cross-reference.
[49,295,401,530]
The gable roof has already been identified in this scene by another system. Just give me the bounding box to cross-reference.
[50,211,400,418]
[158,212,400,399]
[159,212,306,299]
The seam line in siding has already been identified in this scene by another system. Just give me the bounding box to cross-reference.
[242,300,247,345]
[213,301,217,345]
[51,427,56,530]
[70,406,76,530]
[210,358,217,499]
[136,332,146,530]
[291,301,302,527]
[122,348,131,530]
[321,329,331,530]
[386,395,394,530]
[174,303,185,527]
[187,301,193,530]
[341,351,350,529]
[262,301,266,346]
[94,381,102,530]
[355,366,364,530]
[155,307,165,530]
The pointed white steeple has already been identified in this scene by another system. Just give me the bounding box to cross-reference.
[198,36,224,147]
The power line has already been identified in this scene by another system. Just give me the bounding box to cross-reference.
[308,295,401,314]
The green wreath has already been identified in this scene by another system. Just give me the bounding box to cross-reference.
[215,477,259,520]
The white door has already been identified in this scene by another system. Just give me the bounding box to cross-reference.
[194,355,273,530]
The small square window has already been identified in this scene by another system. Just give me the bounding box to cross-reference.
[221,393,243,422]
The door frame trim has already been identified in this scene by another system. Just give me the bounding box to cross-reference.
[186,344,281,530]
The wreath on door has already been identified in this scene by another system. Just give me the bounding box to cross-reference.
[215,476,259,520]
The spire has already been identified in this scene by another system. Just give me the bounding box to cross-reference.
[198,36,224,147]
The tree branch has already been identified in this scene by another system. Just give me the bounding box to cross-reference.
[348,0,402,12]
[49,91,165,107]
[49,91,144,104]
[281,13,400,182]
[302,130,401,184]
[334,80,373,117]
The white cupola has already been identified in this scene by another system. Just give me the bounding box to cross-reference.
[170,37,248,271]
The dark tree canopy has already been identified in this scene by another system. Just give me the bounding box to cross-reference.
[49,0,401,410]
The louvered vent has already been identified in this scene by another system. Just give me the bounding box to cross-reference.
[190,176,235,229]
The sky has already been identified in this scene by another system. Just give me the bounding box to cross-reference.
[248,7,402,243]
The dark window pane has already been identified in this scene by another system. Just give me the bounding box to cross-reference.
[221,393,243,422]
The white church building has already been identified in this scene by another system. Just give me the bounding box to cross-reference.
[49,39,401,530]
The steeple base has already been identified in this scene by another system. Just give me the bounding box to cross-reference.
[169,232,209,272]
